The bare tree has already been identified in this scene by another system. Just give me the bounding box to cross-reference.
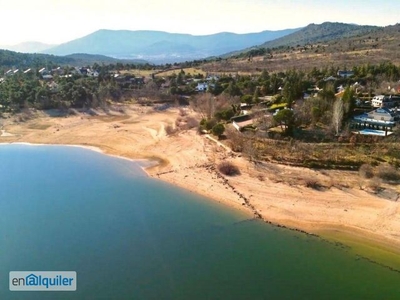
[190,93,234,120]
[190,93,215,119]
[332,98,344,135]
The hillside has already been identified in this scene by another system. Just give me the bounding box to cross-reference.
[222,22,380,59]
[258,22,379,49]
[204,23,400,74]
[43,28,301,64]
[0,50,147,70]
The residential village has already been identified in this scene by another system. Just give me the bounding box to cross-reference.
[1,62,400,145]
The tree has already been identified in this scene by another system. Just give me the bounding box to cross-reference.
[212,123,225,138]
[282,82,294,107]
[241,94,253,104]
[273,109,295,135]
[332,99,344,135]
[318,82,335,104]
[342,86,355,117]
[191,93,216,119]
[253,87,260,103]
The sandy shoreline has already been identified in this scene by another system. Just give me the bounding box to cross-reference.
[1,106,400,259]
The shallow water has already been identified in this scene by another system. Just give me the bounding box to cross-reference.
[1,144,400,299]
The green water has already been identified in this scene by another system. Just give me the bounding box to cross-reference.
[0,144,399,299]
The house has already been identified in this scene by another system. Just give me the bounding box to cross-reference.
[352,82,365,93]
[367,107,395,122]
[231,115,253,131]
[23,68,32,74]
[5,69,12,76]
[371,95,385,108]
[324,76,337,81]
[354,107,396,126]
[206,75,219,82]
[78,67,89,75]
[195,83,208,92]
[42,74,53,81]
[337,70,354,78]
[336,85,345,93]
[87,69,99,77]
[38,67,47,74]
[51,67,64,76]
[371,95,399,108]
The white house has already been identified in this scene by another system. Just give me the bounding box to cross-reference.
[87,69,99,77]
[371,95,385,108]
[195,83,208,92]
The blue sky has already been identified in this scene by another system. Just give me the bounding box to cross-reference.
[1,0,399,45]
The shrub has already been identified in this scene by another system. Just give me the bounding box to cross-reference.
[240,94,253,104]
[214,108,235,121]
[186,116,199,129]
[303,177,322,189]
[359,164,374,179]
[367,177,382,192]
[376,164,400,181]
[218,161,241,176]
[165,124,177,135]
[68,108,79,115]
[212,123,225,137]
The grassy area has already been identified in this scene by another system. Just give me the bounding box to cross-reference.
[268,103,287,111]
[27,123,52,130]
[155,68,206,77]
[253,138,400,169]
[120,69,160,77]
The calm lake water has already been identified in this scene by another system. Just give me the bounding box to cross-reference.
[1,144,400,299]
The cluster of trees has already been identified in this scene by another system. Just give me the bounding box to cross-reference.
[0,50,74,70]
[0,72,128,112]
[190,65,388,139]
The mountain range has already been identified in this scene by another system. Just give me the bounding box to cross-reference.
[1,22,397,68]
[42,28,301,63]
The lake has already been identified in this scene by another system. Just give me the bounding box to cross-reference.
[1,144,400,299]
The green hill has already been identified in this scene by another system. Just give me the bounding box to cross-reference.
[0,50,147,70]
[259,22,379,49]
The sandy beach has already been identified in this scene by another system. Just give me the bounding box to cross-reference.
[1,106,400,255]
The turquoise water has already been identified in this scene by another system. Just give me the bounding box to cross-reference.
[1,144,400,299]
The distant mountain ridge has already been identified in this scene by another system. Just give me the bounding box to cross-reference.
[43,28,302,63]
[206,23,400,74]
[1,42,56,53]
